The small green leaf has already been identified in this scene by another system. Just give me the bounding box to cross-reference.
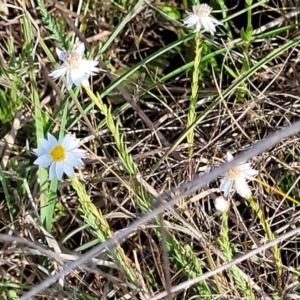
[158,5,181,21]
[241,25,253,42]
[246,24,253,40]
[7,290,19,300]
[224,65,238,79]
[241,28,247,41]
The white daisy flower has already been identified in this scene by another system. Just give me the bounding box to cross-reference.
[219,152,258,198]
[33,133,86,180]
[49,43,99,90]
[182,3,222,35]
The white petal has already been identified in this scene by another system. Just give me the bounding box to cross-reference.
[39,138,54,152]
[83,69,98,76]
[66,71,73,90]
[81,67,99,75]
[207,17,220,29]
[61,134,72,149]
[72,148,86,156]
[226,152,234,162]
[33,147,46,156]
[55,161,64,180]
[81,59,99,70]
[235,177,252,198]
[76,159,85,166]
[56,48,67,61]
[81,78,89,87]
[75,43,85,57]
[203,18,215,35]
[47,133,58,145]
[183,15,196,26]
[243,169,258,178]
[70,69,88,86]
[34,154,52,167]
[200,17,211,34]
[190,15,199,25]
[65,151,86,163]
[49,65,68,79]
[195,21,202,32]
[239,164,258,177]
[219,178,234,196]
[65,153,84,166]
[49,162,56,180]
[65,139,80,151]
[211,18,223,26]
[63,163,75,178]
[183,21,195,28]
[239,163,252,171]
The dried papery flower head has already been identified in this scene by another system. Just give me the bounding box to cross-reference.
[219,152,258,198]
[214,196,229,213]
[33,133,86,180]
[49,43,99,90]
[182,3,222,35]
[65,52,81,69]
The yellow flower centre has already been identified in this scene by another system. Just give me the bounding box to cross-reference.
[65,52,81,69]
[49,144,66,162]
[227,167,241,180]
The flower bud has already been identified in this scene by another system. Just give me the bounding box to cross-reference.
[214,196,229,213]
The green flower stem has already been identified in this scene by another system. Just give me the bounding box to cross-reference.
[187,33,202,157]
[217,0,233,40]
[219,213,255,299]
[84,86,137,175]
[71,177,136,283]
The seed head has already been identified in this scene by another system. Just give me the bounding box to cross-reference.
[194,4,212,18]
